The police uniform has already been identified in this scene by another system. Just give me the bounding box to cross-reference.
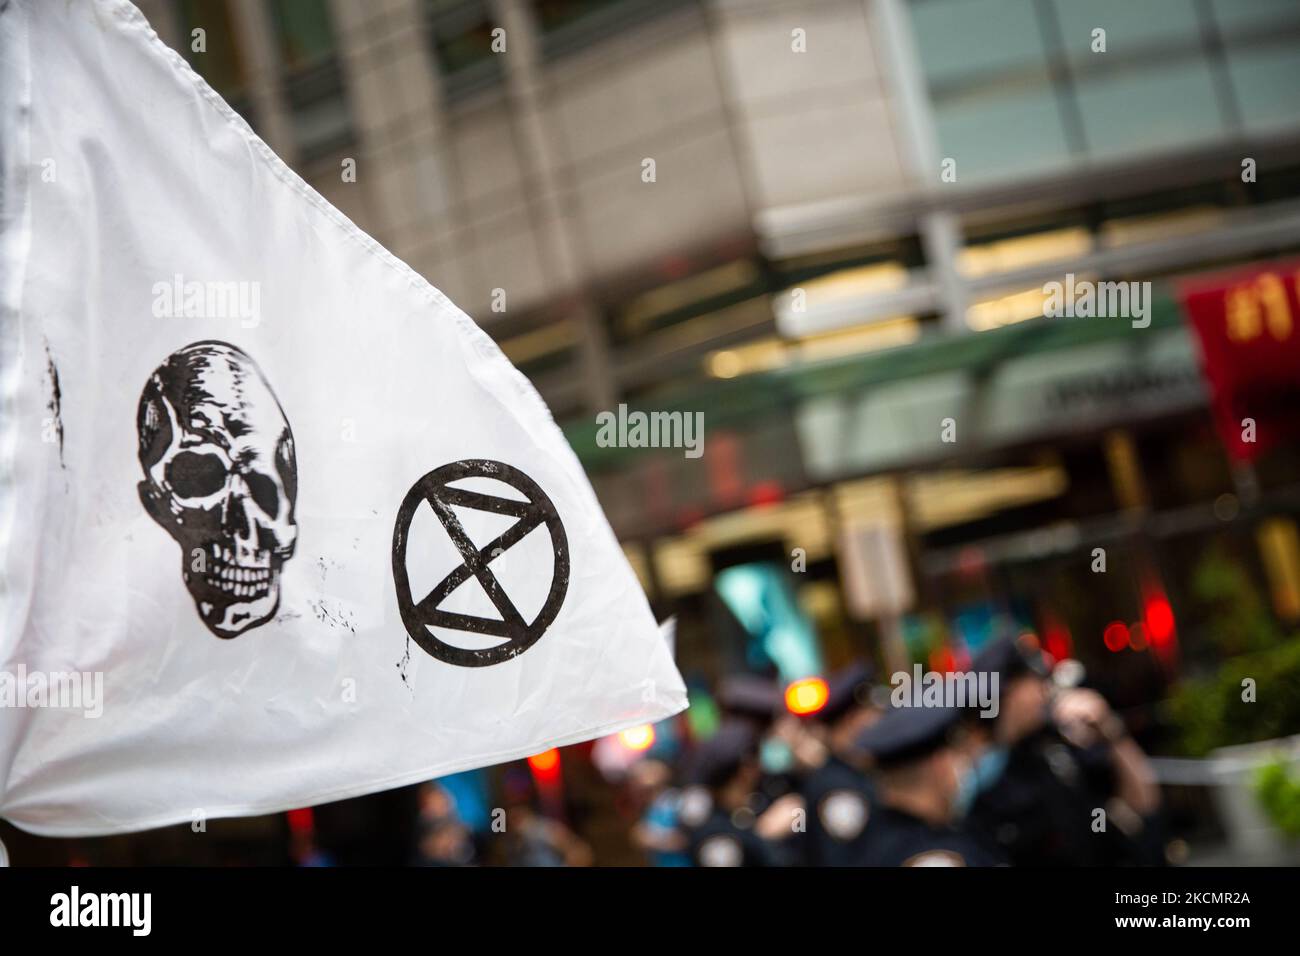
[716,673,801,814]
[963,636,1162,867]
[683,720,785,867]
[803,755,875,865]
[859,805,1000,867]
[800,663,877,866]
[689,805,783,868]
[856,703,1004,867]
[965,726,1125,866]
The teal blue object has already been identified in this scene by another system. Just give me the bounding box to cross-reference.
[714,562,823,683]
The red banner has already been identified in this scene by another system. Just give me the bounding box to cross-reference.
[1179,260,1300,460]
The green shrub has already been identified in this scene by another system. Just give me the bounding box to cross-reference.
[1191,545,1280,657]
[1255,760,1300,839]
[1165,638,1300,757]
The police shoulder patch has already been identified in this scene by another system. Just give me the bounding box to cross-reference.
[902,849,966,867]
[677,786,713,828]
[818,789,869,841]
[697,834,744,868]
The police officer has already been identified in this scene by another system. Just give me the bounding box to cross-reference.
[716,673,804,811]
[716,673,784,729]
[798,662,880,866]
[684,719,793,867]
[962,635,1163,866]
[856,703,1004,866]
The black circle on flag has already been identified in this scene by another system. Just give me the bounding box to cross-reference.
[392,460,569,667]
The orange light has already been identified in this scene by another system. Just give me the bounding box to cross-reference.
[785,677,829,715]
[619,724,656,752]
[1103,621,1130,652]
[527,748,560,774]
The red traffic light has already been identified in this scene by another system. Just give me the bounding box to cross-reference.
[1103,621,1130,652]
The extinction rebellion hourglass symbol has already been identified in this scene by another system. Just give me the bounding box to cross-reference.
[391,460,570,667]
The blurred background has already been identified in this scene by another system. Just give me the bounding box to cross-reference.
[6,0,1300,866]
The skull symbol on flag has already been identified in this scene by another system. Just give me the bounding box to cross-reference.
[136,341,298,638]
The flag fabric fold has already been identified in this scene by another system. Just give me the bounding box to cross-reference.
[0,0,686,836]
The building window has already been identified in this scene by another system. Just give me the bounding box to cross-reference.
[1210,0,1300,132]
[533,0,695,58]
[905,0,1300,183]
[1051,0,1226,162]
[426,0,504,98]
[173,0,257,127]
[267,0,355,162]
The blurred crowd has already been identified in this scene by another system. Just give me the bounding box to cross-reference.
[397,633,1168,867]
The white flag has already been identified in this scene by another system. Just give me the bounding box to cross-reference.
[0,0,686,836]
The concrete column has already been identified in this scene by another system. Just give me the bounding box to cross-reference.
[135,0,183,51]
[871,0,968,333]
[327,0,456,249]
[228,0,299,164]
[490,0,617,413]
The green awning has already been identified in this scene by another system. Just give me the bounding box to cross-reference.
[564,290,1189,470]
